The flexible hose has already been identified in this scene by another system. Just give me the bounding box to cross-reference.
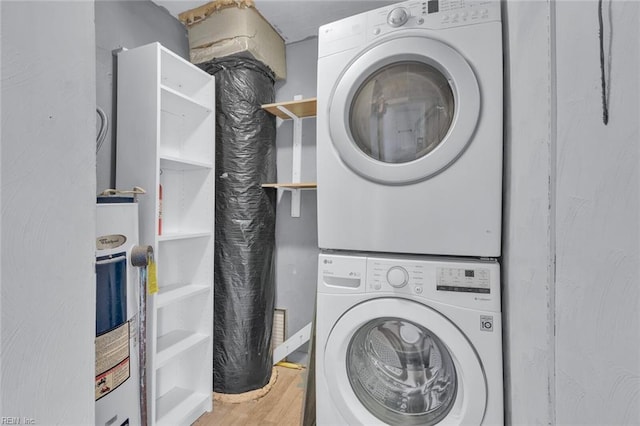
[96,106,109,153]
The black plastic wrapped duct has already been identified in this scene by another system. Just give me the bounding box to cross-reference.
[200,57,277,394]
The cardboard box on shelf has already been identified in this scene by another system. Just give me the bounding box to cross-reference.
[180,0,286,81]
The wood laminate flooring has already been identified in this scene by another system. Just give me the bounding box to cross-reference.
[194,366,307,426]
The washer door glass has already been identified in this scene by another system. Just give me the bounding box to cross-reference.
[347,317,457,425]
[350,61,454,164]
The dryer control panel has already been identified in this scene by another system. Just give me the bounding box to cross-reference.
[318,0,500,58]
[366,0,500,39]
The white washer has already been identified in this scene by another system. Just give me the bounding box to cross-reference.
[316,0,503,257]
[316,252,503,425]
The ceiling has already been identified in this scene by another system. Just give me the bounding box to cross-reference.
[153,0,396,44]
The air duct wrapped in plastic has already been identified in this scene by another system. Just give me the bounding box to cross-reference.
[200,57,277,394]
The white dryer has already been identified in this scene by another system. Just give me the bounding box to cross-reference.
[316,252,503,425]
[316,0,503,257]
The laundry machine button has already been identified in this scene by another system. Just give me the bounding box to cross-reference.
[386,266,409,288]
[387,7,410,27]
[414,286,424,294]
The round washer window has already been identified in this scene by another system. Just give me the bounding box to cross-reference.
[349,61,455,164]
[347,317,457,425]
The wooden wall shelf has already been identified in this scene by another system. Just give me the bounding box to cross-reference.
[262,182,317,190]
[261,96,317,217]
[262,98,317,120]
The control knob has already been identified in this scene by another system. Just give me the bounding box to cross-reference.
[386,266,409,288]
[387,7,410,27]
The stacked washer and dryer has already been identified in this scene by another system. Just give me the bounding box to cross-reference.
[315,1,503,425]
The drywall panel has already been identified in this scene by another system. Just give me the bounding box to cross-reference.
[0,1,96,423]
[502,1,555,424]
[273,38,320,362]
[95,0,189,193]
[554,2,640,423]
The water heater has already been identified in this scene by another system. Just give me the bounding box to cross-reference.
[95,198,141,426]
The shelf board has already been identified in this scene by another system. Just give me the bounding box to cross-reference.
[156,330,209,369]
[262,182,317,190]
[156,386,210,426]
[262,98,317,120]
[161,84,212,114]
[160,46,213,102]
[160,155,213,171]
[157,284,210,308]
[158,231,212,242]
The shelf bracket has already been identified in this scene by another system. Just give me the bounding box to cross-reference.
[273,322,312,364]
[276,94,303,218]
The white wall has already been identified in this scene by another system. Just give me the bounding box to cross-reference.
[504,1,640,424]
[554,1,639,423]
[0,1,97,424]
[502,2,555,423]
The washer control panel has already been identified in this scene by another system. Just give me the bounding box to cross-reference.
[319,253,501,311]
[368,258,427,295]
[364,254,500,311]
[436,267,491,293]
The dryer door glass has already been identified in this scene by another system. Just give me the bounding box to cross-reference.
[346,317,457,425]
[349,61,454,164]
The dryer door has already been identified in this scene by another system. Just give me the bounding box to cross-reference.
[328,36,480,184]
[324,298,486,425]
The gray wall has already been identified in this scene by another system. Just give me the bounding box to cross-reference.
[273,38,320,362]
[1,1,97,423]
[95,0,189,193]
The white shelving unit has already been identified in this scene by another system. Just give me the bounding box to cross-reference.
[261,96,317,217]
[116,42,215,426]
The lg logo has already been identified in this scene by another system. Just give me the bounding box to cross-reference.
[480,315,493,332]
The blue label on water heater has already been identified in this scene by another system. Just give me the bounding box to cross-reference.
[96,252,127,336]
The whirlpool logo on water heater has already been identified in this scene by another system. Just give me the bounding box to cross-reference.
[96,234,127,250]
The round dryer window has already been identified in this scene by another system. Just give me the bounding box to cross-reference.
[349,62,455,164]
[329,36,480,184]
[347,317,457,425]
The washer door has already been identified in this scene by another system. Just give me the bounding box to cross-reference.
[328,36,480,184]
[324,298,486,425]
